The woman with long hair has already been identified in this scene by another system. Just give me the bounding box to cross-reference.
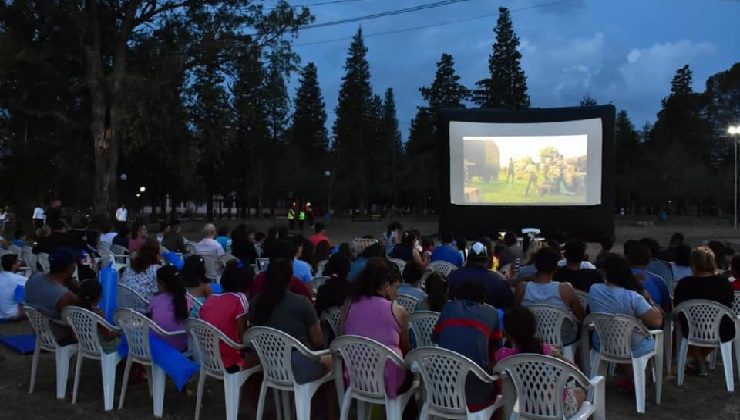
[128,222,148,253]
[149,265,192,351]
[421,273,448,312]
[315,254,351,316]
[121,238,161,300]
[389,230,426,266]
[341,258,411,398]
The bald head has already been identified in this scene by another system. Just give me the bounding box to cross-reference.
[203,223,216,239]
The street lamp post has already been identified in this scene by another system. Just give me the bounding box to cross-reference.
[324,170,332,216]
[729,125,740,229]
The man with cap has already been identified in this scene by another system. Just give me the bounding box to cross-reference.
[25,247,81,344]
[447,241,513,310]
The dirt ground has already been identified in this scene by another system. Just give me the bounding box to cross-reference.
[1,216,739,419]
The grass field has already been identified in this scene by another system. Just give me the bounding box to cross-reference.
[466,172,586,204]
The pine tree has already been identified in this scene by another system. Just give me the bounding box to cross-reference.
[474,7,529,109]
[382,88,403,204]
[579,94,597,107]
[333,28,373,208]
[670,64,693,96]
[420,53,468,111]
[264,52,291,144]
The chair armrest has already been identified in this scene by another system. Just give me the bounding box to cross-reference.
[157,329,187,337]
[97,318,121,332]
[589,375,605,387]
[294,345,331,359]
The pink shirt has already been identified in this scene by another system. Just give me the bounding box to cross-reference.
[199,293,249,368]
[149,293,193,352]
[308,233,331,247]
[494,344,552,362]
[344,296,406,397]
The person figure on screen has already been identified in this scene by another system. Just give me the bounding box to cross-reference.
[524,163,538,196]
[506,157,515,184]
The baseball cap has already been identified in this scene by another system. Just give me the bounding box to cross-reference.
[469,242,488,258]
[49,247,83,271]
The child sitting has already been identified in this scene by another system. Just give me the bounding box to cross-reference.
[75,279,120,353]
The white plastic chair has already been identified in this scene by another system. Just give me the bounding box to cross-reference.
[674,299,738,392]
[527,304,580,363]
[61,306,123,411]
[187,318,262,420]
[38,252,50,274]
[575,290,589,311]
[388,258,406,274]
[406,346,502,419]
[395,294,419,314]
[731,291,740,316]
[321,306,342,339]
[317,259,329,276]
[244,326,333,420]
[200,253,224,281]
[117,284,149,313]
[310,276,330,294]
[427,260,457,277]
[409,311,440,349]
[494,354,605,420]
[114,308,187,417]
[584,313,663,413]
[353,238,378,256]
[330,335,419,420]
[256,257,270,272]
[25,306,78,400]
[220,254,238,266]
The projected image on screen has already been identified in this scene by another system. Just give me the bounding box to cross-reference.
[462,135,588,205]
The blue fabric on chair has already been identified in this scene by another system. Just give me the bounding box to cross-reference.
[99,263,118,322]
[161,252,184,270]
[117,333,199,390]
[0,334,36,354]
[210,283,223,294]
[14,285,25,303]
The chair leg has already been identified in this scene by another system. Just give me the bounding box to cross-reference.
[677,338,689,386]
[272,388,282,420]
[29,346,40,395]
[735,324,740,382]
[709,349,718,370]
[101,355,118,411]
[339,392,352,420]
[653,352,663,405]
[589,351,600,378]
[631,358,647,413]
[54,348,72,400]
[282,390,294,420]
[255,382,269,420]
[71,354,83,404]
[118,359,133,409]
[385,398,403,420]
[357,400,366,420]
[720,342,735,392]
[151,365,166,417]
[223,373,242,420]
[293,384,315,420]
[194,371,206,420]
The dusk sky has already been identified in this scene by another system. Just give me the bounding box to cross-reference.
[286,0,740,138]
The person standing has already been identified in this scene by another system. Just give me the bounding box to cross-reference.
[298,207,306,230]
[287,204,296,230]
[32,205,45,229]
[525,163,538,196]
[0,206,7,233]
[46,200,63,228]
[506,157,515,184]
[115,204,128,230]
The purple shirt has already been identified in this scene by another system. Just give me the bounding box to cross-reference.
[149,293,193,352]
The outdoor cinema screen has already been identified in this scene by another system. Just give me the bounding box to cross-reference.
[448,118,603,206]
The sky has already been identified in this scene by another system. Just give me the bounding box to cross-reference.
[284,0,740,139]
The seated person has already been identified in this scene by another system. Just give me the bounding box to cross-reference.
[161,221,187,253]
[398,261,428,303]
[418,273,448,312]
[448,242,513,310]
[120,239,161,300]
[292,238,314,284]
[554,239,604,292]
[182,255,213,316]
[75,279,120,353]
[348,243,384,283]
[628,243,672,313]
[149,265,193,352]
[342,258,411,398]
[430,232,463,267]
[389,230,426,266]
[674,246,735,374]
[726,254,740,291]
[315,254,351,316]
[515,247,585,345]
[588,253,663,389]
[25,247,80,344]
[434,280,502,412]
[495,307,586,417]
[0,254,28,321]
[248,239,312,299]
[216,226,231,252]
[200,262,253,371]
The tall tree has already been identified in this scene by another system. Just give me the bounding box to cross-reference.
[474,7,529,109]
[380,88,403,204]
[420,53,468,111]
[333,28,373,208]
[579,94,597,107]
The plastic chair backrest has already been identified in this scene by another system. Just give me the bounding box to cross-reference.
[38,253,50,274]
[114,308,155,361]
[317,260,328,276]
[585,313,650,361]
[310,276,329,293]
[527,304,578,350]
[673,299,736,346]
[427,261,456,277]
[62,306,113,357]
[406,346,493,416]
[8,244,22,256]
[395,294,419,313]
[187,318,234,376]
[243,326,311,388]
[388,258,406,273]
[321,307,342,337]
[494,353,590,420]
[575,290,589,310]
[111,244,128,256]
[200,254,222,280]
[25,306,61,351]
[187,293,203,313]
[732,291,740,316]
[330,335,403,400]
[220,254,237,265]
[409,311,440,348]
[352,238,378,257]
[117,284,149,313]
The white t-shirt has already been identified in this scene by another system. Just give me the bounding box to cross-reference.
[115,208,128,222]
[32,207,45,220]
[557,259,596,269]
[195,238,225,258]
[0,271,28,319]
[100,232,118,244]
